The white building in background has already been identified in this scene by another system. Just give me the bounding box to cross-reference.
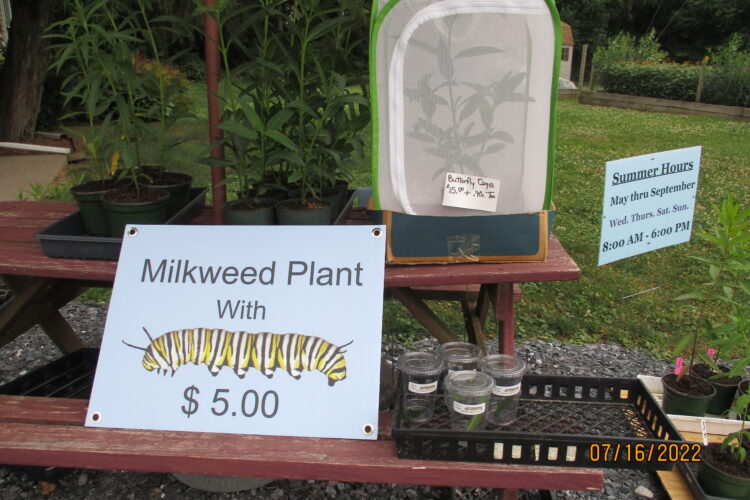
[0,0,10,46]
[560,22,574,81]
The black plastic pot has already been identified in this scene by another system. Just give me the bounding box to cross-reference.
[101,186,169,237]
[223,199,276,225]
[69,180,117,236]
[146,172,192,217]
[275,199,332,225]
[661,373,716,416]
[698,443,750,499]
[691,363,741,416]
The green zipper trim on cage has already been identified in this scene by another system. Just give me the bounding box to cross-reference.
[370,0,404,211]
[544,0,562,211]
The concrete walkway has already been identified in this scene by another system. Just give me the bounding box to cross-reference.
[0,154,68,200]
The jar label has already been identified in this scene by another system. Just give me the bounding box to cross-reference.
[492,383,521,396]
[408,381,437,394]
[453,401,485,415]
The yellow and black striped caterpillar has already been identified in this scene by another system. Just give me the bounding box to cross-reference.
[123,328,352,386]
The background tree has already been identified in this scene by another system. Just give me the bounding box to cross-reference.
[0,0,53,142]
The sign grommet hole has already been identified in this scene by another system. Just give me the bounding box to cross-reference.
[371,228,382,238]
[91,412,102,423]
[362,423,374,435]
[128,227,138,237]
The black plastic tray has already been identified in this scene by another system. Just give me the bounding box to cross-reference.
[393,375,684,470]
[0,348,99,399]
[35,187,208,260]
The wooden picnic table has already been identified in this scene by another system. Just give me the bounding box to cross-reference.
[0,200,596,498]
[0,200,580,355]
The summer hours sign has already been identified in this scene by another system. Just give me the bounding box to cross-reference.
[598,146,701,265]
[86,225,386,440]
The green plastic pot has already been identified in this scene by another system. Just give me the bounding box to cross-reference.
[223,199,276,225]
[102,186,169,237]
[147,172,192,217]
[275,199,332,225]
[661,374,716,416]
[698,444,750,499]
[70,180,113,236]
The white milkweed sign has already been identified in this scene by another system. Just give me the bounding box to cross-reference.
[86,225,386,440]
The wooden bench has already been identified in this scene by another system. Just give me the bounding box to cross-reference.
[0,395,602,494]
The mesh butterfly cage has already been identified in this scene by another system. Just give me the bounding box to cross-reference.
[371,0,561,216]
[370,0,562,263]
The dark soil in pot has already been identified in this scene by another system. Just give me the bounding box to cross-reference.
[703,442,750,478]
[692,363,741,385]
[102,185,169,204]
[662,373,715,396]
[70,179,119,196]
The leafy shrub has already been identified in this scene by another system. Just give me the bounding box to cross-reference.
[599,62,699,101]
[597,31,750,108]
[132,53,192,117]
[703,34,750,108]
[174,54,206,82]
[593,30,668,70]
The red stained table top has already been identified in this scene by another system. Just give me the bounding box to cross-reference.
[0,201,580,287]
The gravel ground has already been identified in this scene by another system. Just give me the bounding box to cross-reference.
[0,299,673,500]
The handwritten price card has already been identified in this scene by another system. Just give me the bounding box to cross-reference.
[442,172,501,212]
[86,225,386,440]
[598,146,701,266]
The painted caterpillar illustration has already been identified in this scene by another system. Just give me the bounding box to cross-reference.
[123,328,352,386]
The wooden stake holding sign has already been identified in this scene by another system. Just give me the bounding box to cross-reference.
[86,224,386,440]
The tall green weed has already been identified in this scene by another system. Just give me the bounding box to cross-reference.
[593,30,667,70]
[704,34,750,107]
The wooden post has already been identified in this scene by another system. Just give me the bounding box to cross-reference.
[696,65,705,103]
[578,44,589,89]
[203,0,226,225]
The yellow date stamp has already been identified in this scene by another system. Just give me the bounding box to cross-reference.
[589,443,701,463]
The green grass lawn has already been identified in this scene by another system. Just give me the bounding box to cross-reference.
[71,86,750,356]
[518,100,750,355]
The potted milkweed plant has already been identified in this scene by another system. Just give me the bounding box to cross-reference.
[271,0,369,225]
[663,197,749,416]
[128,1,193,217]
[48,0,192,237]
[697,315,750,499]
[47,0,128,236]
[200,0,293,226]
[201,0,369,226]
[694,198,750,499]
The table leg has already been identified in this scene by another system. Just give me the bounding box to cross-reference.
[0,275,87,354]
[495,489,518,500]
[390,288,458,344]
[462,285,490,354]
[491,283,515,355]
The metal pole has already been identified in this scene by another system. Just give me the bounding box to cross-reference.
[203,0,225,225]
